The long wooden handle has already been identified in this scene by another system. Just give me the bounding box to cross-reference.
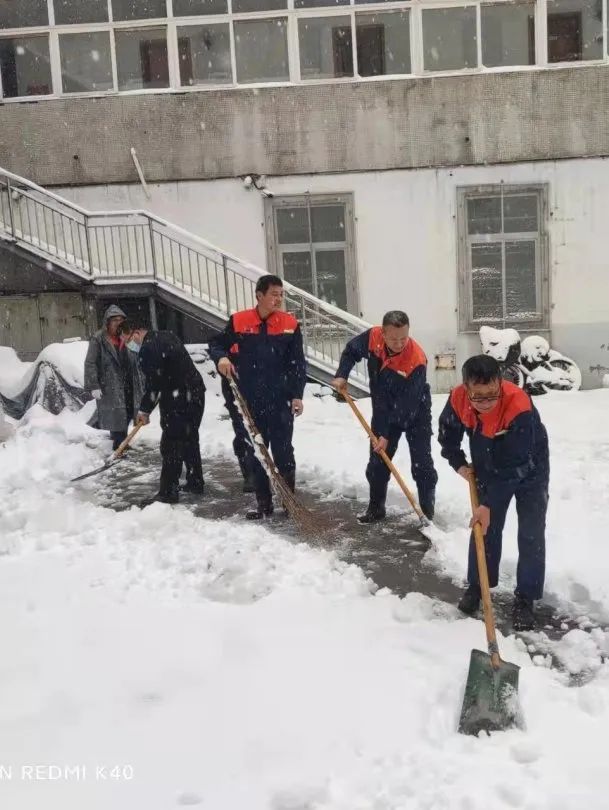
[111,423,143,460]
[468,475,501,668]
[342,389,425,521]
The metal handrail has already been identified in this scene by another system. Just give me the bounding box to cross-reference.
[0,166,371,390]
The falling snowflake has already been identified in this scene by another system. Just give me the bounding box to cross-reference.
[91,50,100,62]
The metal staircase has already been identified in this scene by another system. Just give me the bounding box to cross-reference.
[0,167,370,393]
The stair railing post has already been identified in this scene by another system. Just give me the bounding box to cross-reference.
[5,175,16,237]
[83,214,93,275]
[148,217,158,279]
[222,254,230,314]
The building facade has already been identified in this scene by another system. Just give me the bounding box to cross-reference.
[1,0,609,390]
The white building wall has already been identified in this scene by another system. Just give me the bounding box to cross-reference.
[59,156,609,392]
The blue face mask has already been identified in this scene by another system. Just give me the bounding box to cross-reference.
[126,340,140,353]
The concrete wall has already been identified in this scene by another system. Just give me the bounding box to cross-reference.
[56,155,609,392]
[3,65,609,186]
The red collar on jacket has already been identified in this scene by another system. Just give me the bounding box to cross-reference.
[449,380,532,438]
[368,326,427,378]
[232,308,298,336]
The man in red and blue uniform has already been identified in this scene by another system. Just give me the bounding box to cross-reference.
[209,275,307,519]
[333,310,438,524]
[438,354,549,631]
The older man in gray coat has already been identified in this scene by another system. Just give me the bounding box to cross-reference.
[84,305,142,450]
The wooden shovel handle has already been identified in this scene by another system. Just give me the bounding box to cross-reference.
[112,423,143,460]
[468,475,501,668]
[341,389,425,522]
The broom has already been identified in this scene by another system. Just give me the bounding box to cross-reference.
[227,377,321,534]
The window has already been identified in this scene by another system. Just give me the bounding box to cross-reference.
[115,28,169,90]
[265,194,358,314]
[356,11,411,76]
[0,35,51,97]
[232,0,287,11]
[482,3,535,67]
[0,1,48,29]
[547,0,603,62]
[111,0,167,22]
[60,32,113,92]
[178,24,232,85]
[296,0,349,6]
[423,7,477,71]
[234,18,289,83]
[54,0,108,25]
[173,0,228,14]
[457,186,549,331]
[298,16,353,79]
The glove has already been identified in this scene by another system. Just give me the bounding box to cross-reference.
[91,389,102,400]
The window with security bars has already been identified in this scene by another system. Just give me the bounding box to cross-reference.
[265,194,359,316]
[457,186,549,332]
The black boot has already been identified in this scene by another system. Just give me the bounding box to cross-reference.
[418,488,436,521]
[180,480,205,495]
[357,503,386,524]
[246,496,274,521]
[458,585,481,616]
[512,595,535,631]
[141,489,179,507]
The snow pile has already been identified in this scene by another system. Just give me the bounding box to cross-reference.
[1,344,609,808]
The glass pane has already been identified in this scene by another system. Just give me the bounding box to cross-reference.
[505,241,537,317]
[423,7,477,71]
[0,36,51,97]
[173,0,228,14]
[315,250,347,310]
[112,0,167,22]
[115,28,169,90]
[0,1,48,28]
[482,3,535,67]
[296,0,349,6]
[233,0,286,10]
[60,32,113,93]
[277,208,310,244]
[471,243,503,321]
[503,194,538,232]
[235,18,289,83]
[311,205,345,242]
[282,252,314,294]
[299,16,353,79]
[178,24,231,85]
[357,11,411,76]
[54,0,109,25]
[467,197,501,235]
[547,0,603,62]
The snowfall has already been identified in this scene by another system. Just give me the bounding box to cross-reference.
[0,341,608,810]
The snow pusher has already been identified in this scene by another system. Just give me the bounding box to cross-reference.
[340,390,444,543]
[458,475,521,736]
[71,423,144,482]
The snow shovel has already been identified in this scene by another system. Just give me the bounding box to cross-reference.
[458,475,521,736]
[71,423,144,483]
[340,390,441,542]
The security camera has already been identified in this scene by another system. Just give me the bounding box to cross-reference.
[260,187,274,199]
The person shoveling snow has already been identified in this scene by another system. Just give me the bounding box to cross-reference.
[438,354,549,631]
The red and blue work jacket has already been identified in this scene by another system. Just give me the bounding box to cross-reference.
[208,307,306,410]
[438,380,549,504]
[336,327,430,436]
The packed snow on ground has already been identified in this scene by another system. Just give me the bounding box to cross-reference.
[0,341,608,809]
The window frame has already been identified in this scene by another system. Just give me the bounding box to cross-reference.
[0,0,607,102]
[457,183,550,333]
[264,192,360,316]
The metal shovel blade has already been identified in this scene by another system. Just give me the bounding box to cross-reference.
[70,458,121,482]
[458,649,521,736]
